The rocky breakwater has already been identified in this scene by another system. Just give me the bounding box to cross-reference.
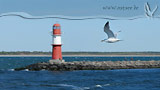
[15,61,160,71]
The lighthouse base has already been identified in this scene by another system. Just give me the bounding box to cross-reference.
[49,59,65,64]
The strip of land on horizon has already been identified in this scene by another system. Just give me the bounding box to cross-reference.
[1,52,160,57]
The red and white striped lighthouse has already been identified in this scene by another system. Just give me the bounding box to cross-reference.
[49,23,64,63]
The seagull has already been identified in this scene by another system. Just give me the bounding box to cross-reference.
[101,21,121,43]
[144,2,158,18]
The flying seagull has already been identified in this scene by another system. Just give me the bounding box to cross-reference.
[144,2,158,18]
[101,21,121,43]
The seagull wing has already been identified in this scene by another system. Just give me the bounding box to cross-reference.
[104,22,115,38]
[152,5,158,16]
[145,2,151,13]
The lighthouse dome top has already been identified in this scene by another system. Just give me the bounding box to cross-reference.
[53,23,60,27]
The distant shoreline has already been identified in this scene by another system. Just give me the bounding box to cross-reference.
[1,51,160,57]
[1,54,160,57]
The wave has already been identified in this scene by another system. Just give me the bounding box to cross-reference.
[0,69,15,71]
[22,69,29,71]
[40,84,84,90]
[95,84,102,87]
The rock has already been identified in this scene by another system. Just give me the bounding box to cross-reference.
[14,61,160,71]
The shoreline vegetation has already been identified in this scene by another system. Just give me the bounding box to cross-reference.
[1,51,160,57]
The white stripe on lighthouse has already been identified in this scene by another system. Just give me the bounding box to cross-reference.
[53,35,62,45]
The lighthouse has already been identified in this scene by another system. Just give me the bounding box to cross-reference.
[49,23,64,64]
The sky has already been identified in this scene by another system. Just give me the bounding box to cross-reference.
[0,0,160,52]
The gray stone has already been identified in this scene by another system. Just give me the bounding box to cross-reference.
[49,59,65,64]
[15,61,160,71]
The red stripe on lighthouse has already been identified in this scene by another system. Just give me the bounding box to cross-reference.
[52,45,62,60]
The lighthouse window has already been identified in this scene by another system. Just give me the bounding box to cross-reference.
[57,26,60,29]
[53,26,60,29]
[53,26,58,29]
[53,26,56,29]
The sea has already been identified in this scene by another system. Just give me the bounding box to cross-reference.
[0,56,160,90]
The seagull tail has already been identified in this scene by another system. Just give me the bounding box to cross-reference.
[101,39,107,42]
[115,31,121,38]
[101,40,105,42]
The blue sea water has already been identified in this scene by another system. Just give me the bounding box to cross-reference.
[0,56,160,90]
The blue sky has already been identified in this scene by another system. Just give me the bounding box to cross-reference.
[0,0,160,52]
